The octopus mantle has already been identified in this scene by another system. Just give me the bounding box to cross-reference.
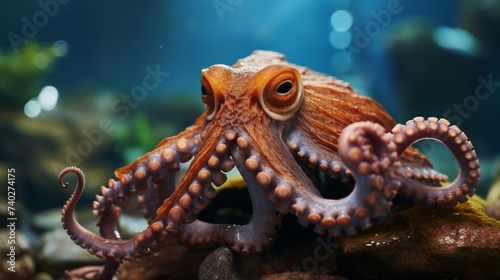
[58,51,480,279]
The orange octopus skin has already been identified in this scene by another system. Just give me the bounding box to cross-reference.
[58,50,480,280]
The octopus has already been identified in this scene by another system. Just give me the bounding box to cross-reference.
[58,50,480,279]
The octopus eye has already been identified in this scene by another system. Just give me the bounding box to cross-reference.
[276,80,293,94]
[200,77,219,121]
[259,66,304,121]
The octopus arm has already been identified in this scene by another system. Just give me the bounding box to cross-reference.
[57,113,209,278]
[115,113,208,176]
[92,113,207,218]
[243,117,397,236]
[390,117,480,207]
[59,167,168,262]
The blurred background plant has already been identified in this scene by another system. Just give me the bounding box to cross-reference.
[0,41,62,109]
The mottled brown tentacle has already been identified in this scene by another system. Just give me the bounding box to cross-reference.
[58,118,210,279]
[391,117,480,207]
[59,167,168,263]
[285,129,351,181]
[173,131,283,253]
[137,179,164,221]
[286,121,398,236]
[143,122,229,242]
[61,171,125,279]
[92,115,206,219]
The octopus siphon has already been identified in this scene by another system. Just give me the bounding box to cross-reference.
[58,50,480,279]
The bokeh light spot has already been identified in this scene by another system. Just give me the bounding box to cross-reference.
[433,27,479,55]
[330,10,353,32]
[24,99,42,118]
[329,29,352,50]
[38,85,59,110]
[52,40,68,57]
[34,53,49,69]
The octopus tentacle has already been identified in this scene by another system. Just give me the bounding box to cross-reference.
[178,211,279,254]
[150,130,280,253]
[137,179,165,220]
[390,117,480,207]
[64,190,125,279]
[286,122,398,236]
[286,130,351,181]
[63,204,122,280]
[92,134,201,219]
[133,126,293,253]
[57,117,211,271]
[225,131,291,247]
[145,124,230,239]
[91,114,207,220]
[59,167,168,263]
[398,166,448,186]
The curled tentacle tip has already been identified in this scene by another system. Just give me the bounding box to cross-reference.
[58,166,86,190]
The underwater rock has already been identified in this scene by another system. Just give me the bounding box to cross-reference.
[198,246,245,280]
[117,238,210,280]
[0,230,35,280]
[337,195,500,280]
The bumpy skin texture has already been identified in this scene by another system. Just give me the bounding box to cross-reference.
[58,51,480,279]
